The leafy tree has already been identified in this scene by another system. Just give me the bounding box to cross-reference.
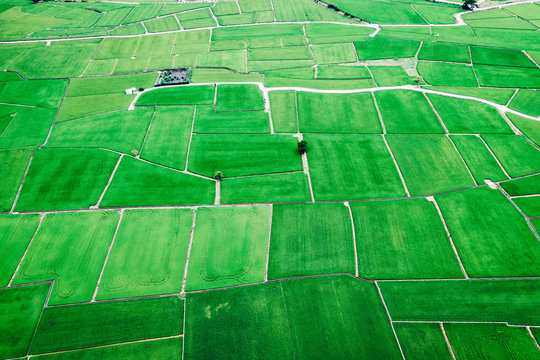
[297,140,308,155]
[462,0,478,10]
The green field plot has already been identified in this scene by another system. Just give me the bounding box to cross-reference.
[94,37,138,60]
[501,174,540,196]
[311,43,357,64]
[297,92,381,133]
[445,323,540,359]
[213,1,240,16]
[15,148,119,211]
[514,196,540,217]
[268,90,297,132]
[248,46,312,61]
[471,46,537,68]
[369,66,416,87]
[268,203,355,278]
[305,134,406,200]
[475,65,540,88]
[449,135,508,183]
[93,5,134,27]
[140,106,193,169]
[145,15,180,33]
[71,73,157,99]
[376,27,435,42]
[246,36,281,48]
[83,59,116,76]
[160,3,210,16]
[417,62,478,87]
[263,67,315,79]
[354,37,420,60]
[0,148,33,211]
[57,94,135,123]
[220,172,311,204]
[185,206,269,290]
[197,50,246,72]
[185,282,294,359]
[188,134,302,177]
[394,323,453,360]
[427,86,516,105]
[482,134,540,177]
[97,209,192,300]
[211,39,246,51]
[217,13,255,26]
[272,0,360,22]
[0,107,57,148]
[47,108,153,154]
[436,187,540,277]
[466,16,536,30]
[215,84,264,112]
[282,276,402,359]
[0,214,39,286]
[137,85,214,106]
[351,198,463,279]
[414,4,464,25]
[239,0,272,12]
[508,89,540,117]
[417,42,470,63]
[305,23,373,43]
[123,4,163,24]
[191,68,263,83]
[13,211,119,305]
[379,278,540,325]
[386,135,475,195]
[0,284,50,359]
[113,58,149,74]
[427,94,511,133]
[195,105,270,133]
[248,59,316,72]
[100,156,215,207]
[173,29,211,52]
[375,90,443,133]
[324,0,427,24]
[507,113,540,147]
[317,64,371,79]
[33,337,183,360]
[30,296,184,354]
[0,79,67,108]
[10,43,96,79]
[212,24,303,40]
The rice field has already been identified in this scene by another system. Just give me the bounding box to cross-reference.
[1,0,539,358]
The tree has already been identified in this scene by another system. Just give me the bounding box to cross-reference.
[462,0,478,10]
[213,171,224,180]
[297,140,308,154]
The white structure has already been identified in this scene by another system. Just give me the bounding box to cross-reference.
[125,87,137,95]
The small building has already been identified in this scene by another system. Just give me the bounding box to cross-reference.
[125,87,137,95]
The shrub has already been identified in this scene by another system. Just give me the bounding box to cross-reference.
[213,171,224,180]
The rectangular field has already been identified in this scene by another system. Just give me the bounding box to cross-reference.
[12,211,119,305]
[305,134,407,200]
[96,209,193,300]
[436,187,540,277]
[386,134,475,195]
[297,92,381,133]
[351,198,463,279]
[185,206,269,290]
[268,203,355,279]
[30,296,184,354]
